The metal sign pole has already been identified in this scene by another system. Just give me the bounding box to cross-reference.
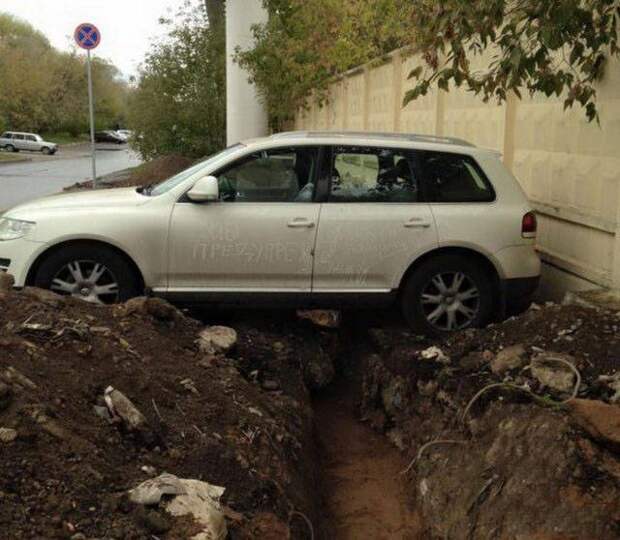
[87,49,97,189]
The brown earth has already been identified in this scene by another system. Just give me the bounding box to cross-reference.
[2,279,619,540]
[314,377,422,539]
[0,289,324,539]
[359,303,620,540]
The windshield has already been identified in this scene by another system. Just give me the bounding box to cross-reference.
[149,144,245,197]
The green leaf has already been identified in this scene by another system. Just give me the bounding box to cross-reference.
[408,65,423,80]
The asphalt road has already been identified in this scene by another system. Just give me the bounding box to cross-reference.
[0,144,143,211]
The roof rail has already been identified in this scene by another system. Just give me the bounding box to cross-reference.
[271,130,475,147]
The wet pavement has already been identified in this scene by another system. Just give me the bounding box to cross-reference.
[0,144,142,211]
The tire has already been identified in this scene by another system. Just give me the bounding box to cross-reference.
[34,244,141,304]
[41,147,52,155]
[401,254,495,335]
[6,144,16,153]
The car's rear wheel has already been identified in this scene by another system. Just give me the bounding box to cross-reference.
[401,254,495,335]
[34,244,140,304]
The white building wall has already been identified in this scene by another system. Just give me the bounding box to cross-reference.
[226,0,268,145]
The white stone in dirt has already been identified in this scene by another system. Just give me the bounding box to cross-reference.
[296,309,341,329]
[530,353,577,393]
[130,473,227,540]
[198,326,238,354]
[420,346,450,365]
[490,344,528,375]
[599,373,620,403]
[0,427,17,443]
[104,386,148,431]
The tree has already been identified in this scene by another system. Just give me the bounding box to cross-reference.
[127,1,225,158]
[405,0,620,123]
[235,0,413,130]
[0,12,130,135]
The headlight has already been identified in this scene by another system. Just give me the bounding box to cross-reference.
[0,218,36,241]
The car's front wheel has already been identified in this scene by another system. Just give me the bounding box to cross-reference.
[41,147,52,155]
[34,244,141,304]
[6,144,17,153]
[401,254,495,335]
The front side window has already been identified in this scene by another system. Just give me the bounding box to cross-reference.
[26,135,36,142]
[216,147,318,202]
[329,146,418,203]
[13,134,24,141]
[419,151,495,203]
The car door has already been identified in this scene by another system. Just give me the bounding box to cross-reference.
[312,145,438,292]
[167,146,322,292]
[13,134,26,151]
[25,135,38,151]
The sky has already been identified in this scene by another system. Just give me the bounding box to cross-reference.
[1,0,188,77]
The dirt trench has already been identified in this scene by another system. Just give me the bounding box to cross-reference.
[314,378,422,539]
[310,313,424,540]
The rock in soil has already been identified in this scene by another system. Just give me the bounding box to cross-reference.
[490,344,527,374]
[197,325,238,354]
[568,399,620,450]
[530,351,577,393]
[297,309,341,329]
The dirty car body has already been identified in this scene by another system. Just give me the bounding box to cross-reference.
[0,131,541,333]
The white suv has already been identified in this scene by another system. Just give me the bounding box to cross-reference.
[0,132,540,333]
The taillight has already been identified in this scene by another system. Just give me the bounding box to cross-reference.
[522,211,537,238]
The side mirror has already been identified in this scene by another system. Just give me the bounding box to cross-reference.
[187,175,219,202]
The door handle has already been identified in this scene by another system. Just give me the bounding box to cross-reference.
[287,219,315,229]
[404,218,431,228]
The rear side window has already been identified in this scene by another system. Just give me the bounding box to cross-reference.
[329,146,419,203]
[418,151,495,203]
[1,133,11,139]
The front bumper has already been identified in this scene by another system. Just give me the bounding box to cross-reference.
[0,238,47,287]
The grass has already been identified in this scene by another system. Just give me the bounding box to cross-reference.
[40,132,90,145]
[0,152,26,162]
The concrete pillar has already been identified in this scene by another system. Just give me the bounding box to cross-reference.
[226,0,269,145]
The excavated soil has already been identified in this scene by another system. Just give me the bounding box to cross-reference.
[314,378,421,539]
[360,302,620,539]
[0,289,323,539]
[2,281,619,540]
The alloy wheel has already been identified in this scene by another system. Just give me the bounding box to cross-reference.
[50,260,120,304]
[420,271,480,331]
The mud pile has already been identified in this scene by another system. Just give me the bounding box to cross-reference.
[0,285,330,539]
[361,303,620,539]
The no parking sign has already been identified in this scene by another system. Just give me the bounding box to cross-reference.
[74,23,101,187]
[74,23,101,50]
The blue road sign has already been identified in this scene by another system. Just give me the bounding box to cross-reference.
[74,23,101,50]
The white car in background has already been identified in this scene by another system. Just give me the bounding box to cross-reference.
[0,131,58,155]
[116,130,132,141]
[0,131,540,334]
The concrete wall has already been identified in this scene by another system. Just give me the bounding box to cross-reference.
[295,50,620,294]
[226,0,269,145]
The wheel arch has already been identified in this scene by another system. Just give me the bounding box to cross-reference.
[26,239,145,292]
[398,246,503,303]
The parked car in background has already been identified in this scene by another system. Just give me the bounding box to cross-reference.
[0,131,540,334]
[0,132,58,155]
[116,129,133,140]
[94,131,125,144]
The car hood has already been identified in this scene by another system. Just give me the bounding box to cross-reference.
[6,187,149,216]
